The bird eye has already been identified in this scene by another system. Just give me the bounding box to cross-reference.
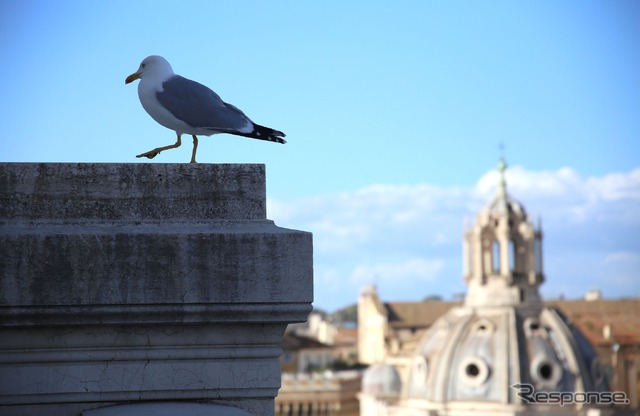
[141,63,146,68]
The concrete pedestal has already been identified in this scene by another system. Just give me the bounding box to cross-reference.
[0,163,313,416]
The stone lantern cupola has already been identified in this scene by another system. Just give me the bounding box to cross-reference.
[463,158,544,309]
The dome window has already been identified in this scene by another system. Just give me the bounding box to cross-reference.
[466,363,480,377]
[459,357,490,387]
[539,362,553,380]
[524,317,542,336]
[530,355,562,388]
[472,319,494,334]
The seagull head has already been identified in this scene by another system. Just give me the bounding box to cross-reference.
[125,55,174,84]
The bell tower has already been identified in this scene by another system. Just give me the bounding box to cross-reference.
[463,159,545,308]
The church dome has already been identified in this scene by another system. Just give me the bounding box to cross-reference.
[362,363,402,397]
[404,305,608,411]
[403,159,609,413]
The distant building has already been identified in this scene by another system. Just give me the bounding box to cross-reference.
[276,372,362,416]
[358,159,638,415]
[276,332,361,415]
[280,333,335,374]
[585,289,603,301]
[358,285,459,364]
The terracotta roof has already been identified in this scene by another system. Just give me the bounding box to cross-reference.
[547,299,640,315]
[281,333,333,351]
[334,327,358,346]
[385,300,461,329]
[547,299,640,346]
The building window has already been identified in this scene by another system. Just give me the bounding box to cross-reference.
[492,241,500,273]
[509,240,516,272]
[535,236,543,274]
[463,239,471,276]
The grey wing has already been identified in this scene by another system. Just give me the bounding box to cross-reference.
[156,75,253,133]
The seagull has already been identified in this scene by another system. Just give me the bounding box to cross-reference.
[125,55,285,163]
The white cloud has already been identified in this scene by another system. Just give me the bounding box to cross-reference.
[588,169,640,201]
[475,165,584,198]
[474,166,640,224]
[350,258,445,284]
[605,251,640,264]
[268,166,640,310]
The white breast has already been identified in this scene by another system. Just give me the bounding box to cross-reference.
[137,79,192,134]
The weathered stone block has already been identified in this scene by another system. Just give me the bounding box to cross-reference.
[0,163,313,416]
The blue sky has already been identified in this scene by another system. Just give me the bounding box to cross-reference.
[2,1,639,311]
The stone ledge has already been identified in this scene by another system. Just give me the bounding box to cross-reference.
[83,403,254,416]
[0,226,312,306]
[0,163,266,221]
[0,303,312,326]
[0,163,314,416]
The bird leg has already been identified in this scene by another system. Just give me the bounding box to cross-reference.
[190,135,198,163]
[136,133,182,159]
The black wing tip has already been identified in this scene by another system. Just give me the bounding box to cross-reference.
[262,134,286,144]
[273,130,286,144]
[251,124,287,144]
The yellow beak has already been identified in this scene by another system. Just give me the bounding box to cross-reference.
[125,72,140,84]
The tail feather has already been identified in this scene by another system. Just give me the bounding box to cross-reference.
[234,123,286,144]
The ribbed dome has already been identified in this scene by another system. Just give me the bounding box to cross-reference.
[481,158,527,221]
[404,305,608,410]
[362,363,402,397]
[485,191,526,219]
